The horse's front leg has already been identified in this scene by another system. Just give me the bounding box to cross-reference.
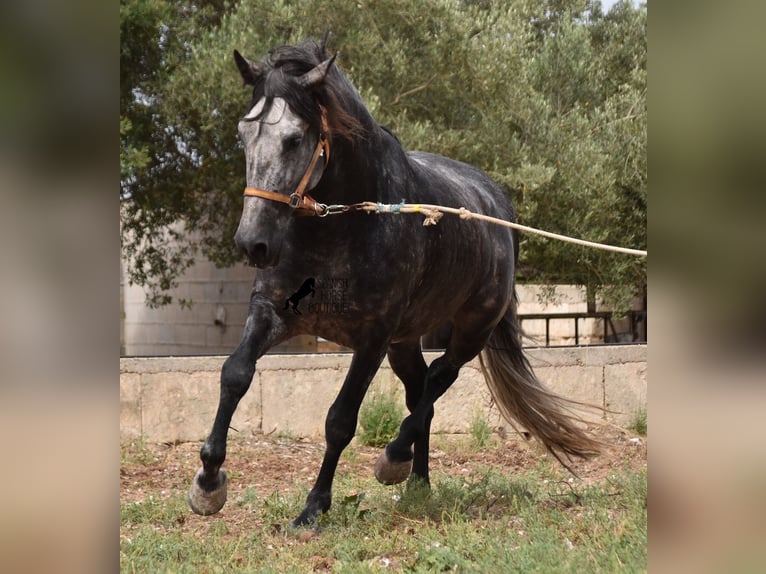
[292,341,389,527]
[188,296,287,515]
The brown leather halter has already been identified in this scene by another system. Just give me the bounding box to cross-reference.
[243,104,332,216]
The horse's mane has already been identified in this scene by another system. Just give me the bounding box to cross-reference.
[249,41,366,142]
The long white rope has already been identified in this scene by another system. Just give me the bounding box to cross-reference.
[350,201,647,257]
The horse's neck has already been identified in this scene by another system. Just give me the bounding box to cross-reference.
[327,126,410,204]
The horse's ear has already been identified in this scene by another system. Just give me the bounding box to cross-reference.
[298,53,337,90]
[234,50,262,87]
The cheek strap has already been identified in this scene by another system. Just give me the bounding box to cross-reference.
[243,104,331,217]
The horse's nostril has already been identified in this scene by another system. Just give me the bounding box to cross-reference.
[251,242,269,263]
[239,241,273,267]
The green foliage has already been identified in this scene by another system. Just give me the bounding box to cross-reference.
[121,0,646,311]
[628,407,647,435]
[470,410,494,449]
[357,390,404,448]
[325,492,372,526]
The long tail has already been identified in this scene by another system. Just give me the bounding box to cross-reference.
[479,293,603,470]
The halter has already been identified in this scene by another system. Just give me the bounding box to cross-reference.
[243,104,332,216]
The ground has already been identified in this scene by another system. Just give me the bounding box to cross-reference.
[120,425,646,532]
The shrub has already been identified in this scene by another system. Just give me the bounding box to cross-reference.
[357,391,404,448]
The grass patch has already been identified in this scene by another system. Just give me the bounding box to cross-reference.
[121,437,646,573]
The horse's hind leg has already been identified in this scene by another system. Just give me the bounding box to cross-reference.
[375,355,460,485]
[188,296,287,515]
[385,341,432,485]
[375,323,496,486]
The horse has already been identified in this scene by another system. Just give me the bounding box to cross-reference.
[188,38,602,526]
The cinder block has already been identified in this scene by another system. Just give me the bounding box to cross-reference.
[261,366,348,438]
[526,347,583,369]
[535,365,604,423]
[432,363,491,433]
[167,302,211,326]
[141,371,220,442]
[604,363,647,426]
[202,282,225,301]
[230,372,263,437]
[579,345,647,367]
[120,373,142,439]
[517,284,588,314]
[122,320,154,345]
[218,282,253,303]
[172,324,207,345]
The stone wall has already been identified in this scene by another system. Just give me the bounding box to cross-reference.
[120,345,646,442]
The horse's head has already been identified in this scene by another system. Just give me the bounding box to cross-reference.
[233,48,335,268]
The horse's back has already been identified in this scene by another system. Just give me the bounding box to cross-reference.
[406,151,516,222]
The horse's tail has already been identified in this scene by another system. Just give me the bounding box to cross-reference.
[479,292,603,470]
[284,299,290,310]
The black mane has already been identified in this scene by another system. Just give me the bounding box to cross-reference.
[247,41,366,142]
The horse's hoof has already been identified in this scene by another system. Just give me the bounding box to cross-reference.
[188,468,227,516]
[374,451,412,485]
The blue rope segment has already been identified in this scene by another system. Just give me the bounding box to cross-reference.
[374,200,405,214]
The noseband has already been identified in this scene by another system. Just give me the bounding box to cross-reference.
[243,104,332,216]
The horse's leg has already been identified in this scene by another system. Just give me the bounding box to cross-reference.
[188,296,286,515]
[385,341,432,485]
[292,342,389,526]
[375,323,493,486]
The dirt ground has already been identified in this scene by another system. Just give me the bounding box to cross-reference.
[121,425,646,511]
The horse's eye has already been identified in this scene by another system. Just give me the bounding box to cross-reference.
[284,135,303,150]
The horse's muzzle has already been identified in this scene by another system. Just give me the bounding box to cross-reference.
[235,234,280,268]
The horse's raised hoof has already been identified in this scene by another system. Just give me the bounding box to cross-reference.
[374,451,413,485]
[188,468,228,516]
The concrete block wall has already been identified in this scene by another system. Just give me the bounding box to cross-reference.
[121,259,255,356]
[120,345,646,443]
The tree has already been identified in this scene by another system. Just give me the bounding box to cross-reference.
[120,0,646,311]
[120,0,230,305]
[510,0,647,311]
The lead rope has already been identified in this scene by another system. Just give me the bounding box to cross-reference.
[319,201,646,257]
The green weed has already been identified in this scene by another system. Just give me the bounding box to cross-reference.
[628,407,647,435]
[469,410,494,449]
[120,436,157,467]
[357,391,404,448]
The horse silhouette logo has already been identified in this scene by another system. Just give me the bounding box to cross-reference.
[284,278,316,315]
